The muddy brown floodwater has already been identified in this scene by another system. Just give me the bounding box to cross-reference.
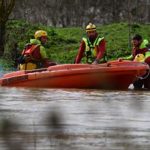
[0,87,150,150]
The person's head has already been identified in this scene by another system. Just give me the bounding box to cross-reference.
[86,23,98,40]
[34,30,48,44]
[132,34,143,47]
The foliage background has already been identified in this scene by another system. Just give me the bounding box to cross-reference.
[2,20,150,68]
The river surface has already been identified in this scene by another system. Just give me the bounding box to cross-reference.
[0,87,150,150]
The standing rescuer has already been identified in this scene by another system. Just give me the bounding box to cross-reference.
[18,30,56,70]
[75,23,106,64]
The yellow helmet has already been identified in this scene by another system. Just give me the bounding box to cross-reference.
[86,23,96,32]
[134,54,145,62]
[34,30,48,39]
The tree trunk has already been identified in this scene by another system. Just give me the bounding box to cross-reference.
[0,23,6,57]
[0,0,16,57]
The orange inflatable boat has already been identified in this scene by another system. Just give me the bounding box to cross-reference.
[0,60,149,90]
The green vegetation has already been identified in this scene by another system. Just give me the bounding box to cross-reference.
[2,20,150,68]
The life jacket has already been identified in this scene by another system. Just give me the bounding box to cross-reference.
[140,39,149,49]
[138,39,149,58]
[144,50,150,65]
[19,62,37,70]
[131,39,149,59]
[82,36,104,63]
[140,39,150,63]
[18,44,42,70]
[133,39,150,64]
[22,44,41,62]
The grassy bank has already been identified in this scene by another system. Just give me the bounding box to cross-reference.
[2,20,150,68]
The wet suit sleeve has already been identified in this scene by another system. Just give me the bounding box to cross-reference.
[96,39,106,60]
[75,40,85,63]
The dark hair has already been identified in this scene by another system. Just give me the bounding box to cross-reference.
[132,34,142,41]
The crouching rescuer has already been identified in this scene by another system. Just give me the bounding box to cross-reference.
[18,30,57,70]
[133,52,150,89]
[130,34,150,89]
